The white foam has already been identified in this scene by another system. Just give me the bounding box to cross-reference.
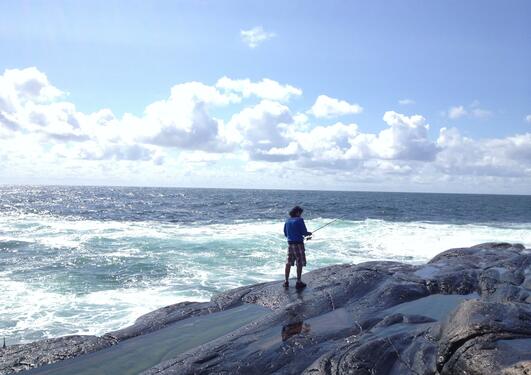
[1,213,530,344]
[0,278,207,344]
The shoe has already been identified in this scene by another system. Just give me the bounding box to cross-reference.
[283,281,289,288]
[295,281,307,289]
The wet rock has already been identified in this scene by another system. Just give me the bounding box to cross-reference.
[0,336,114,374]
[105,301,217,341]
[0,302,219,374]
[1,242,530,375]
[143,243,530,375]
[437,300,531,374]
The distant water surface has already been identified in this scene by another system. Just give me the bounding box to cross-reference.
[1,186,530,344]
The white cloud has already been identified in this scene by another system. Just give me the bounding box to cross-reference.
[71,142,163,163]
[289,112,437,170]
[178,151,224,164]
[448,105,467,119]
[448,101,492,120]
[263,142,300,158]
[436,127,531,177]
[240,26,275,48]
[309,95,363,118]
[398,98,415,105]
[366,160,413,175]
[26,102,91,141]
[1,67,530,193]
[142,100,223,150]
[216,77,301,102]
[0,67,65,134]
[372,111,437,161]
[525,114,531,123]
[131,81,242,151]
[0,67,63,113]
[227,100,294,161]
[293,113,309,126]
[294,122,362,167]
[0,112,22,133]
[470,108,492,119]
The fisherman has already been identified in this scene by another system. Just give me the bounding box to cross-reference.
[283,206,312,289]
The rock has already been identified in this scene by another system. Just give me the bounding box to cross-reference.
[1,242,530,375]
[437,300,531,374]
[0,336,114,374]
[143,243,530,375]
[105,301,217,341]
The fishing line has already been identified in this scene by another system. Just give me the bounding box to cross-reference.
[306,214,347,240]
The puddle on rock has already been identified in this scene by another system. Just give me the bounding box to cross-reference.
[26,304,271,375]
[380,293,479,321]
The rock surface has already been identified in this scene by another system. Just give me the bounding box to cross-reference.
[1,243,530,374]
[0,336,115,374]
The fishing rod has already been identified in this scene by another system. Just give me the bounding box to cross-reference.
[305,214,347,240]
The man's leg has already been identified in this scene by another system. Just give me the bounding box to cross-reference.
[285,263,291,282]
[296,264,302,281]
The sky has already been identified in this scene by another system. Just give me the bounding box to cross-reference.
[0,0,530,194]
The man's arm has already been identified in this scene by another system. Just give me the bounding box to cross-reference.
[300,219,312,236]
[284,222,287,238]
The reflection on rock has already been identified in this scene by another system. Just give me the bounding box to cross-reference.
[281,321,311,341]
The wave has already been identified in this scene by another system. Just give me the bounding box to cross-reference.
[1,213,530,344]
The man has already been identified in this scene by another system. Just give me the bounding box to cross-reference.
[283,206,312,289]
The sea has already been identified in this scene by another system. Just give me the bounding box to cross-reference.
[1,185,530,344]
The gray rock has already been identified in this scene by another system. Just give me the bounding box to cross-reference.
[0,336,114,374]
[144,243,530,375]
[105,301,217,341]
[1,242,530,375]
[437,300,531,374]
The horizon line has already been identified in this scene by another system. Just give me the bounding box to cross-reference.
[1,182,530,197]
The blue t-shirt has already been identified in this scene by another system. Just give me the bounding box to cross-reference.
[284,217,310,243]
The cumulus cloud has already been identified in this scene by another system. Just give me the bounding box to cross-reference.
[525,114,531,123]
[216,77,301,102]
[309,95,363,118]
[291,112,437,170]
[26,102,92,141]
[137,79,299,151]
[1,67,530,191]
[293,122,362,168]
[0,112,22,132]
[0,67,66,134]
[240,26,275,48]
[436,127,531,177]
[0,68,108,143]
[142,100,223,150]
[106,81,240,152]
[62,142,163,164]
[0,67,63,113]
[227,100,295,161]
[374,111,438,161]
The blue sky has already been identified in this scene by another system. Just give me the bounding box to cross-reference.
[0,1,530,193]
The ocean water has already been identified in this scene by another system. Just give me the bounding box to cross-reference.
[1,186,530,344]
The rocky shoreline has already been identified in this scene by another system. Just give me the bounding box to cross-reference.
[1,242,530,374]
